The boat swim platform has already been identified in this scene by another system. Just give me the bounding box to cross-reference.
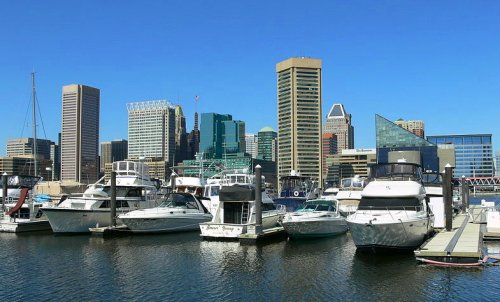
[89,225,133,237]
[415,212,483,264]
[238,226,288,245]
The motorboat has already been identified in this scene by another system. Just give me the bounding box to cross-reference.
[280,198,348,238]
[202,169,259,215]
[324,176,365,217]
[118,192,212,233]
[42,161,159,233]
[274,170,320,211]
[1,175,52,232]
[346,162,434,250]
[199,184,286,239]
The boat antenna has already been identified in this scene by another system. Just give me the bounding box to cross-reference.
[31,72,38,177]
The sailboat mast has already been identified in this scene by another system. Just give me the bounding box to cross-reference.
[31,72,38,177]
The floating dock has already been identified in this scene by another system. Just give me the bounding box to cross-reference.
[238,226,288,244]
[415,209,484,265]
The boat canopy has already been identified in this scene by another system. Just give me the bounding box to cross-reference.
[219,185,255,202]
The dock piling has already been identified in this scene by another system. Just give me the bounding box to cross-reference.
[2,173,7,212]
[110,171,117,227]
[443,165,453,231]
[461,176,469,213]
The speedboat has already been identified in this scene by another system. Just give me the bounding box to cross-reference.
[199,184,286,239]
[346,162,434,250]
[42,161,159,233]
[280,198,348,238]
[118,192,212,233]
[274,170,320,211]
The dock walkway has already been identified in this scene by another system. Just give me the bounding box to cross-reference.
[415,210,483,264]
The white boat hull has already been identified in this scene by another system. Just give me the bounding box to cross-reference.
[347,212,433,249]
[200,212,282,239]
[121,214,212,233]
[42,208,123,233]
[0,217,51,233]
[282,217,348,238]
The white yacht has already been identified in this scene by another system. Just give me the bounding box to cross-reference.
[346,162,434,250]
[202,169,259,215]
[280,198,348,238]
[200,184,286,239]
[42,161,159,233]
[324,176,365,217]
[118,192,212,233]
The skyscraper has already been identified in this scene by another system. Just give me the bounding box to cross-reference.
[127,100,175,163]
[276,57,322,185]
[257,126,277,162]
[175,105,188,164]
[199,113,232,159]
[322,133,337,179]
[245,133,258,159]
[187,112,200,160]
[394,119,425,138]
[60,84,100,184]
[324,103,354,153]
[100,139,128,172]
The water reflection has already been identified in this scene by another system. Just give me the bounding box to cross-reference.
[1,196,500,302]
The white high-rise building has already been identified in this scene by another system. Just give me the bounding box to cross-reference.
[60,84,100,184]
[245,133,258,158]
[127,100,176,164]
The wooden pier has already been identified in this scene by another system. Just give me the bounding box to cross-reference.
[415,208,484,265]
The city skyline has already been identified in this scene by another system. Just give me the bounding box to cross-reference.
[1,1,499,156]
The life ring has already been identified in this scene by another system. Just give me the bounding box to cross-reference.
[293,191,299,197]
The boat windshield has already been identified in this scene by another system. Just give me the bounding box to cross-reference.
[358,197,422,211]
[297,203,333,212]
[341,178,364,188]
[370,163,422,181]
[160,193,199,209]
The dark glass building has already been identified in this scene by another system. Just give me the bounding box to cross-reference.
[376,114,438,172]
[200,113,245,159]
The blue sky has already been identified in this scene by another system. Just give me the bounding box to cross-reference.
[1,0,499,156]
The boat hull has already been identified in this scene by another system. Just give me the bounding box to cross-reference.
[0,218,52,233]
[200,212,282,239]
[347,213,433,249]
[282,218,348,238]
[121,214,212,233]
[42,208,121,233]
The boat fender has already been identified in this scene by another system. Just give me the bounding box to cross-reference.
[293,191,299,197]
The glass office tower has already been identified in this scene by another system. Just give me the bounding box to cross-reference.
[427,134,494,178]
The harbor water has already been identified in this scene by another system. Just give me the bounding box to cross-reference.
[2,196,500,301]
